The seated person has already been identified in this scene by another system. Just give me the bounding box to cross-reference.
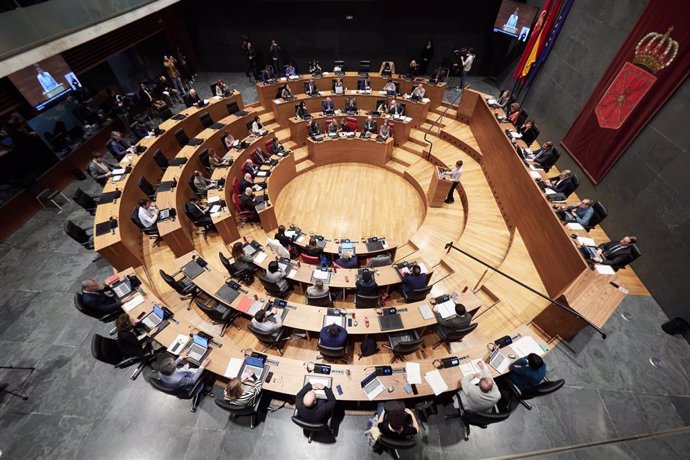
[319,323,347,348]
[116,313,150,358]
[303,237,323,257]
[280,85,294,100]
[240,187,259,216]
[261,65,275,83]
[538,170,575,196]
[88,151,119,186]
[357,77,371,91]
[408,59,420,77]
[296,381,336,424]
[296,101,311,120]
[264,260,289,291]
[231,241,255,273]
[184,196,217,231]
[242,159,258,177]
[367,252,392,268]
[516,119,538,146]
[306,279,330,298]
[411,83,426,99]
[344,96,358,113]
[378,123,391,140]
[251,116,267,136]
[270,137,286,153]
[130,119,151,140]
[274,225,292,248]
[400,264,427,294]
[183,88,203,108]
[309,120,322,138]
[222,130,239,151]
[380,61,393,77]
[362,115,377,137]
[155,76,182,106]
[334,250,357,268]
[251,305,284,337]
[532,141,555,166]
[429,66,444,83]
[433,303,472,335]
[108,131,135,161]
[489,90,511,108]
[308,60,322,75]
[327,119,339,135]
[556,199,594,226]
[304,79,319,96]
[224,369,262,407]
[252,148,272,166]
[321,97,335,115]
[388,100,404,117]
[215,79,231,97]
[285,63,297,77]
[240,172,256,192]
[192,170,215,193]
[208,148,226,171]
[506,102,521,124]
[333,78,344,94]
[458,361,501,413]
[356,270,379,296]
[377,406,419,441]
[509,353,546,392]
[80,279,121,314]
[158,356,210,391]
[137,198,159,229]
[383,79,396,93]
[590,236,638,270]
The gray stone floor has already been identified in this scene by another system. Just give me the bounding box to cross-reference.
[1,75,689,459]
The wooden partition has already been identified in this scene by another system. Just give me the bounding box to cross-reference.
[307,137,393,167]
[288,114,411,147]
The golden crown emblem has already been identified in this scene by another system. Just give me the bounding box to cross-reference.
[633,27,679,74]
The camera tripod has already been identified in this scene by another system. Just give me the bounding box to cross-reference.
[0,365,36,401]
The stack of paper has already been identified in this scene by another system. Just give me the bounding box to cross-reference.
[207,196,220,203]
[253,252,268,264]
[313,270,330,280]
[459,359,483,377]
[284,230,297,238]
[577,236,596,246]
[418,304,433,320]
[406,362,422,385]
[487,98,497,105]
[566,222,584,230]
[595,264,616,275]
[529,171,542,179]
[511,336,546,358]
[424,370,449,395]
[225,358,243,378]
[122,294,145,312]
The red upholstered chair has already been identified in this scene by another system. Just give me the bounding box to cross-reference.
[265,139,274,154]
[300,254,321,265]
[346,117,357,132]
[232,176,241,195]
[387,121,395,138]
[231,193,255,225]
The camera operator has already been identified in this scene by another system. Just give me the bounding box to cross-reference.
[459,48,475,89]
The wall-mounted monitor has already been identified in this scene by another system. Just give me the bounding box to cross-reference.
[8,54,81,111]
[493,0,539,42]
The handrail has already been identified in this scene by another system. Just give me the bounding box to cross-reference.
[423,87,464,161]
[443,241,607,339]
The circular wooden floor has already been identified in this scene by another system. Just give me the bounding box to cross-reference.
[274,163,425,243]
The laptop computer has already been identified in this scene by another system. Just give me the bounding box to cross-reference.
[278,257,293,276]
[378,314,404,331]
[581,246,598,260]
[322,314,346,328]
[242,242,259,256]
[157,208,176,222]
[110,278,132,299]
[386,89,396,97]
[186,334,210,365]
[488,347,510,373]
[239,356,269,381]
[181,260,205,280]
[141,304,167,332]
[365,239,384,252]
[215,283,240,304]
[360,370,385,401]
[304,375,333,399]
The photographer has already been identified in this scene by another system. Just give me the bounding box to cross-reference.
[459,48,475,89]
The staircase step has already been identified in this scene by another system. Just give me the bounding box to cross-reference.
[296,159,315,174]
[293,147,309,163]
[392,148,422,166]
[401,142,426,157]
[385,159,407,175]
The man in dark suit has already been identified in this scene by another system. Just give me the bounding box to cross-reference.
[433,303,472,335]
[184,196,217,231]
[296,381,336,424]
[321,97,335,115]
[80,279,121,314]
[362,115,377,138]
[319,323,347,348]
[240,172,256,192]
[388,100,404,117]
[592,236,638,270]
[240,187,257,212]
[183,89,202,108]
[539,170,576,197]
[532,141,555,167]
[304,79,319,96]
[401,265,428,296]
[356,270,378,296]
[138,82,154,108]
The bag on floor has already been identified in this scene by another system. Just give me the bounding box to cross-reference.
[359,337,379,359]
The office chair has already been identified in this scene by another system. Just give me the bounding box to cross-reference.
[300,253,320,265]
[64,220,94,250]
[137,176,156,200]
[432,323,478,350]
[218,252,254,282]
[73,293,121,323]
[346,117,358,132]
[585,201,608,231]
[149,374,210,412]
[188,174,204,197]
[199,149,211,172]
[200,112,224,130]
[130,207,162,246]
[231,193,256,226]
[215,392,272,429]
[209,84,218,97]
[568,174,580,198]
[90,334,149,380]
[175,128,190,147]
[317,340,349,364]
[516,109,528,126]
[31,185,71,213]
[523,125,540,146]
[257,274,291,298]
[306,292,333,307]
[182,204,212,237]
[358,60,371,76]
[445,394,512,440]
[377,436,417,460]
[384,330,424,363]
[159,269,199,302]
[227,100,247,116]
[401,285,433,303]
[355,293,380,308]
[503,377,565,410]
[247,324,290,355]
[291,408,333,443]
[193,298,240,336]
[152,149,169,171]
[542,147,560,173]
[232,176,242,195]
[71,187,97,215]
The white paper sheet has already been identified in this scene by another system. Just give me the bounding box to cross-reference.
[436,300,456,319]
[121,294,145,312]
[253,252,268,264]
[577,236,596,246]
[595,264,616,275]
[566,223,584,230]
[405,362,422,385]
[312,270,330,280]
[529,171,542,179]
[418,304,433,320]
[224,358,243,378]
[511,336,546,358]
[424,370,449,395]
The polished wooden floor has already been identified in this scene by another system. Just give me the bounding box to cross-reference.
[274,162,425,244]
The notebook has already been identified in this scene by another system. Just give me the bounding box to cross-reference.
[378,314,404,331]
[110,278,132,299]
[181,260,205,279]
[366,241,384,252]
[215,284,240,304]
[305,375,333,399]
[322,315,346,328]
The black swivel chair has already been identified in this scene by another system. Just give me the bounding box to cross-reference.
[64,220,94,249]
[193,297,240,336]
[384,330,424,363]
[138,176,156,200]
[445,394,512,441]
[567,174,580,198]
[188,174,204,198]
[291,409,333,443]
[247,324,290,355]
[130,208,162,247]
[540,146,560,173]
[215,392,272,429]
[317,341,349,364]
[182,204,213,237]
[584,201,608,232]
[516,109,528,126]
[257,274,291,298]
[355,293,380,308]
[71,187,97,215]
[503,377,565,410]
[149,374,210,412]
[401,285,433,303]
[432,323,478,350]
[90,334,149,380]
[153,149,169,171]
[159,269,199,303]
[199,149,211,172]
[219,252,254,283]
[377,436,417,460]
[74,292,121,322]
[306,292,333,307]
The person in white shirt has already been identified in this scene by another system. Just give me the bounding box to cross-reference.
[192,170,214,193]
[458,361,501,413]
[411,83,425,99]
[460,48,475,89]
[306,279,329,298]
[251,116,266,136]
[444,160,464,204]
[383,79,396,93]
[137,199,159,228]
[379,123,391,140]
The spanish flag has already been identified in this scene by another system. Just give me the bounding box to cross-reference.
[515,0,564,82]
